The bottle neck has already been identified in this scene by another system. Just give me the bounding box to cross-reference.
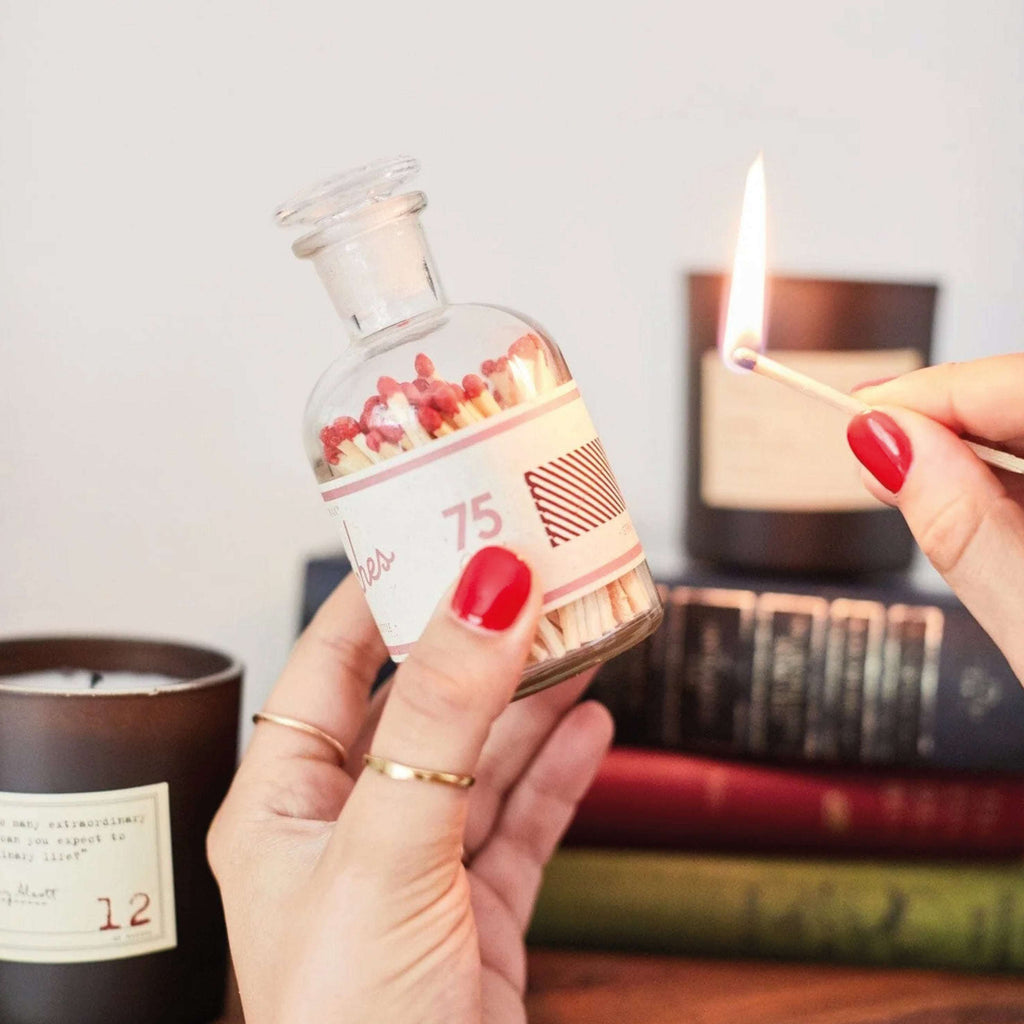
[309,212,446,342]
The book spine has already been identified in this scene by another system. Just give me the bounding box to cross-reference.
[565,748,1024,857]
[529,849,1024,971]
[588,574,1024,772]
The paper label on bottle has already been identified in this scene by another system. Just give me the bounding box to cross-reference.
[700,348,924,511]
[320,381,645,659]
[0,783,177,964]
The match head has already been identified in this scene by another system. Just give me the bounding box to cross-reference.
[360,396,384,432]
[730,347,758,372]
[319,415,360,446]
[337,416,361,441]
[377,375,402,398]
[509,333,540,359]
[412,376,431,393]
[376,422,405,444]
[414,353,435,378]
[362,399,403,443]
[365,429,383,452]
[416,405,444,434]
[462,373,486,398]
[430,383,459,416]
[402,381,424,405]
[480,359,496,376]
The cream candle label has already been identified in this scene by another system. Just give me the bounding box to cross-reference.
[701,348,924,511]
[0,783,176,964]
[321,381,644,659]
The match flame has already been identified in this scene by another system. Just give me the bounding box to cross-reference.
[720,154,766,368]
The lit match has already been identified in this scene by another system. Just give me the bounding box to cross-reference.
[722,155,1024,478]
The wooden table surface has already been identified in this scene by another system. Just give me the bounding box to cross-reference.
[218,947,1024,1023]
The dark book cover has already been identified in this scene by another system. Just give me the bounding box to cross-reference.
[591,566,1024,774]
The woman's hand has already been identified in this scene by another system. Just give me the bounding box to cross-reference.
[207,547,612,1024]
[850,354,1024,680]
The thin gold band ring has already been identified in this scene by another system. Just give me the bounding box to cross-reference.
[363,753,475,789]
[252,712,347,765]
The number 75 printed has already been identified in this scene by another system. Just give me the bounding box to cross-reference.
[442,492,503,551]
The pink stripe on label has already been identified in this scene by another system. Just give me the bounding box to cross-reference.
[321,386,581,501]
[541,542,644,605]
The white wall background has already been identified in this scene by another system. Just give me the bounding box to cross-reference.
[2,1,1022,718]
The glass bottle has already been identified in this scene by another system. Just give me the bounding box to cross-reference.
[276,157,662,698]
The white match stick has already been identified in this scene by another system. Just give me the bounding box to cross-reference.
[537,615,567,658]
[733,347,1024,476]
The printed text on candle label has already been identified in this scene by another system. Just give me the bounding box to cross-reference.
[0,783,176,964]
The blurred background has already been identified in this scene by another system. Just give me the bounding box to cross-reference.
[2,0,1022,721]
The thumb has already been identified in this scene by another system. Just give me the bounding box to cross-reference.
[847,408,1024,680]
[327,545,540,874]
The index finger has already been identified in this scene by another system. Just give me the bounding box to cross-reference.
[855,354,1024,446]
[248,573,388,772]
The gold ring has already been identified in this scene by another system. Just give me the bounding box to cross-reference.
[363,753,475,789]
[252,712,347,765]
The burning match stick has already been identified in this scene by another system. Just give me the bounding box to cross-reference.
[732,346,1024,476]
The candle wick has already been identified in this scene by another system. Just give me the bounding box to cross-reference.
[89,672,103,689]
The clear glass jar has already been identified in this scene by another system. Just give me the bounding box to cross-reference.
[276,157,662,698]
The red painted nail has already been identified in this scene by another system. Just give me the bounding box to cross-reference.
[847,411,913,493]
[451,547,532,630]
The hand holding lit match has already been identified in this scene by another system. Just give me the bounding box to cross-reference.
[722,155,1024,477]
[723,154,1024,683]
[846,355,1024,683]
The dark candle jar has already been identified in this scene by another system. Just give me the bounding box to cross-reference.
[0,637,242,1024]
[686,273,937,577]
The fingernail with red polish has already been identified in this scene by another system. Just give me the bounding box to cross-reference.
[851,375,897,393]
[452,547,532,630]
[847,411,913,493]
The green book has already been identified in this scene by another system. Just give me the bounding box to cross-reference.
[529,850,1024,971]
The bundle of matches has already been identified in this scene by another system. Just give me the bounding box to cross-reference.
[318,334,655,664]
[317,334,556,474]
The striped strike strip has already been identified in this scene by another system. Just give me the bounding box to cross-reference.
[525,438,627,548]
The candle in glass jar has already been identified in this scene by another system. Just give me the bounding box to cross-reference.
[0,637,241,1024]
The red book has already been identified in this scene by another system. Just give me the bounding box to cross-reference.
[565,747,1024,858]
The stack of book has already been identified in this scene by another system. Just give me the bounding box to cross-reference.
[528,567,1024,971]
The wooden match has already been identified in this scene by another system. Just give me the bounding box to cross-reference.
[732,346,1024,476]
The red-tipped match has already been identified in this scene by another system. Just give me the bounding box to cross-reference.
[360,397,383,433]
[377,423,404,444]
[453,384,468,403]
[325,449,340,464]
[417,405,444,434]
[412,376,431,393]
[509,333,540,359]
[462,373,486,398]
[481,359,496,376]
[430,383,459,416]
[496,355,509,371]
[320,416,360,448]
[365,429,383,453]
[402,382,424,405]
[414,353,435,378]
[377,376,401,398]
[335,416,360,441]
